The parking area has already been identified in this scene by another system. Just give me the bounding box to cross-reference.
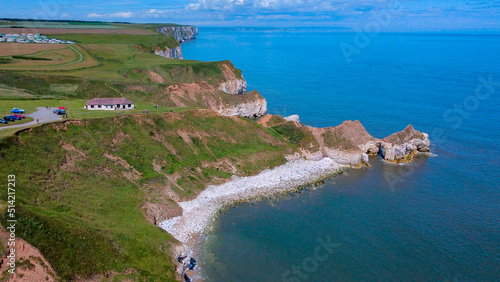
[0,107,62,130]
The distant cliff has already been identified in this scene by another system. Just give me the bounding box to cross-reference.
[157,26,198,43]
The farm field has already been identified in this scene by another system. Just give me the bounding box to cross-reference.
[0,43,99,70]
[0,43,64,56]
[0,27,157,35]
[0,84,36,99]
[1,21,121,29]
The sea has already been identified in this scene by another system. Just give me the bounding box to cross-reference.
[181,28,500,281]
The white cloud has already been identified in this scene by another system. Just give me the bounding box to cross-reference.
[87,13,102,18]
[113,12,133,18]
[87,11,133,18]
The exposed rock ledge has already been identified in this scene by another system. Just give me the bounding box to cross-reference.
[155,46,183,59]
[158,26,198,43]
[300,118,430,165]
[158,62,266,118]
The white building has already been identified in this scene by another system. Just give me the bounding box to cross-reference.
[85,98,135,111]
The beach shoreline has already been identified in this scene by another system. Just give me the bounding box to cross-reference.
[159,157,346,279]
[160,157,346,244]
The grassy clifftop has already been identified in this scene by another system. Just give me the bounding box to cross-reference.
[0,110,294,280]
[0,23,244,106]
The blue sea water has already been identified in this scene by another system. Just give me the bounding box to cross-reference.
[182,28,500,281]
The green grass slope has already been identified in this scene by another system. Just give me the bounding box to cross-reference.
[0,110,294,280]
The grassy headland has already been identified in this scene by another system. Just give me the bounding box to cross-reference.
[0,111,295,280]
[0,20,297,280]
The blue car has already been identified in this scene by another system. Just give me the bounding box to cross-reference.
[11,108,25,114]
[4,115,21,121]
[0,118,7,124]
[54,108,66,115]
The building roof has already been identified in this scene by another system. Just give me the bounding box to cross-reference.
[86,98,133,105]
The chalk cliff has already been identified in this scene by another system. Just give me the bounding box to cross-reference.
[155,46,183,59]
[264,116,431,166]
[158,26,198,42]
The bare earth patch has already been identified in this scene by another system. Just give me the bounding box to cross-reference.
[0,231,57,281]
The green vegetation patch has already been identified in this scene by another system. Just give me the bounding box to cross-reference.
[0,58,13,64]
[272,121,319,151]
[12,55,52,61]
[322,130,355,151]
[55,34,179,48]
[0,111,295,279]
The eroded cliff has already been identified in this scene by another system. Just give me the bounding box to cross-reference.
[263,115,431,166]
[158,26,198,42]
[155,45,183,59]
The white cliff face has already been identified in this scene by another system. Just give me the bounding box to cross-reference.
[154,46,183,59]
[284,115,301,123]
[218,96,267,118]
[380,133,431,162]
[324,148,368,166]
[218,63,247,95]
[157,26,198,42]
[218,78,247,95]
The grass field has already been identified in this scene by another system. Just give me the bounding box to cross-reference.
[0,111,293,280]
[0,84,36,99]
[0,43,99,70]
[0,20,285,280]
[3,21,121,29]
[0,43,65,56]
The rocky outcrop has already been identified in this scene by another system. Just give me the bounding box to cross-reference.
[315,122,431,165]
[158,26,198,43]
[155,46,183,59]
[380,125,431,162]
[154,25,197,60]
[218,63,247,94]
[153,61,265,118]
[284,114,300,123]
[267,118,431,166]
[218,91,267,118]
[171,244,196,282]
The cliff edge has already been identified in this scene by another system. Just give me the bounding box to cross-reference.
[264,115,431,165]
[158,26,198,43]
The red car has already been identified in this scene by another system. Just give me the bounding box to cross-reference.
[12,114,25,119]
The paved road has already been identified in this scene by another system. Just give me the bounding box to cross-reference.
[0,107,62,130]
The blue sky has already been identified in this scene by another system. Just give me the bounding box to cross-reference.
[1,0,500,31]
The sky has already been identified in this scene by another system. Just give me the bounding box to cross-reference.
[1,0,500,31]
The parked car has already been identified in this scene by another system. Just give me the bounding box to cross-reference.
[0,118,8,124]
[12,114,25,119]
[54,108,66,115]
[4,115,21,121]
[11,108,25,114]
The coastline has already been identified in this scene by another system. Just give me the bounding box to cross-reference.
[160,157,346,244]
